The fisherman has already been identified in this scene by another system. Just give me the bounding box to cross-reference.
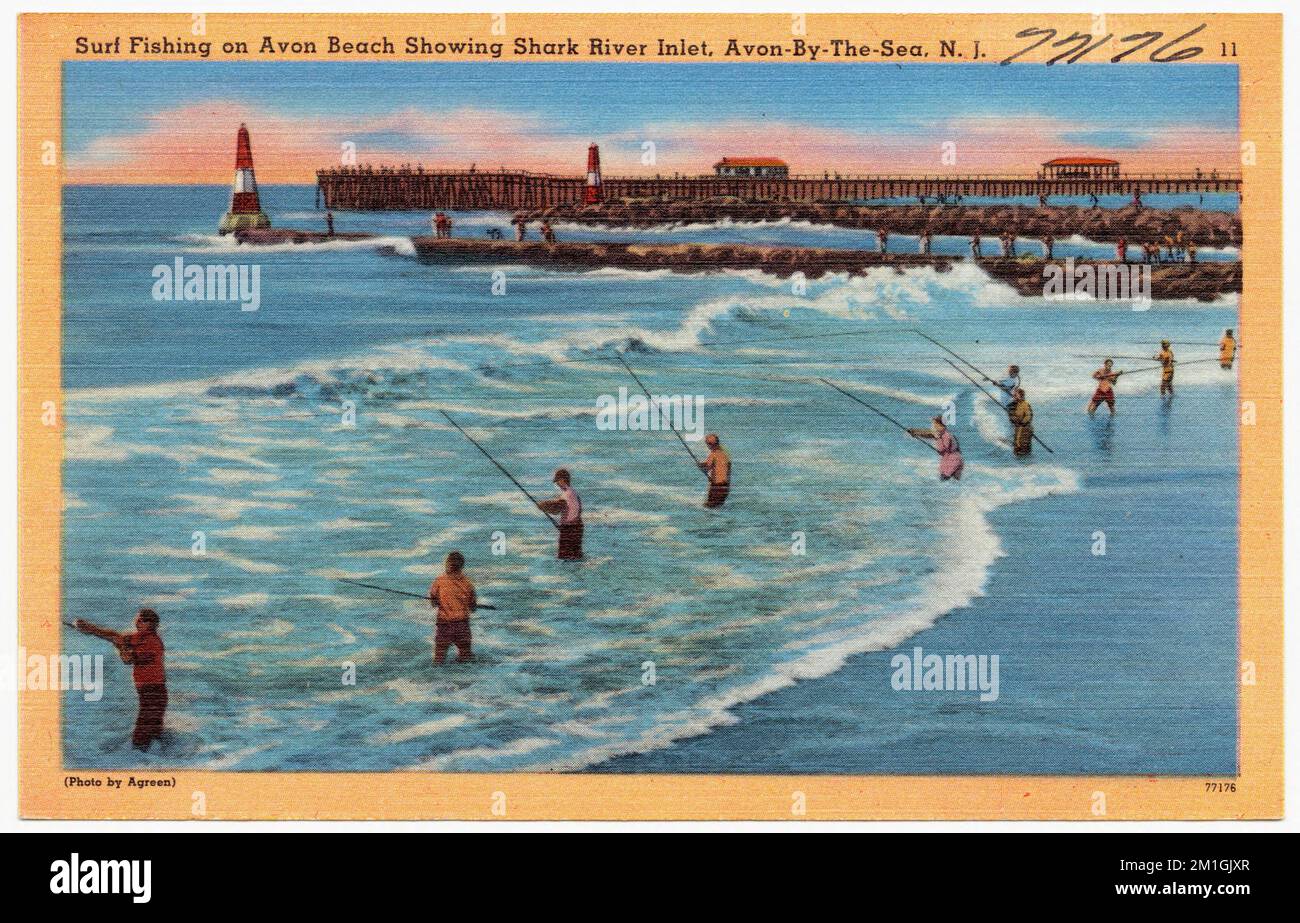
[1087,359,1121,415]
[1089,193,1100,208]
[1038,193,1049,208]
[1154,340,1176,397]
[1042,234,1054,260]
[877,227,889,253]
[325,211,335,237]
[994,364,1021,407]
[540,220,556,244]
[1116,237,1128,262]
[432,212,442,237]
[1008,388,1034,457]
[698,433,732,508]
[1002,232,1016,259]
[919,229,932,256]
[1131,189,1143,209]
[74,609,166,750]
[429,551,477,665]
[514,217,527,241]
[538,468,583,560]
[969,235,982,260]
[907,417,964,481]
[442,213,453,239]
[1187,240,1198,263]
[1219,329,1237,369]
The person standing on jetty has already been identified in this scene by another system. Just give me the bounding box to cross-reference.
[1220,329,1237,369]
[1042,234,1054,260]
[1187,240,1198,263]
[74,609,167,751]
[1087,359,1122,415]
[698,433,732,508]
[877,228,889,254]
[430,551,477,665]
[919,229,931,256]
[907,417,963,481]
[969,235,982,260]
[1116,237,1128,262]
[1008,388,1034,457]
[541,220,556,243]
[1154,340,1176,397]
[513,216,527,241]
[538,468,584,560]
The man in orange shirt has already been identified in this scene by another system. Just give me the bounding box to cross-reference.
[429,551,478,665]
[75,608,167,750]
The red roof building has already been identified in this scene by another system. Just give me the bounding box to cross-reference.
[1041,157,1120,179]
[714,157,789,178]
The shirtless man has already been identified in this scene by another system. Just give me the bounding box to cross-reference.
[1087,359,1121,415]
[698,434,732,508]
[1154,339,1175,397]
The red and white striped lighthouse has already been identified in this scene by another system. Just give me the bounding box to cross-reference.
[584,143,602,205]
[219,123,271,234]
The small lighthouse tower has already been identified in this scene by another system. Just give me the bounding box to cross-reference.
[219,123,271,234]
[584,143,602,205]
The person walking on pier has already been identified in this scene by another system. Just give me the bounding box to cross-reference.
[1219,329,1237,369]
[1087,360,1121,416]
[1154,340,1176,398]
[1008,388,1034,457]
[538,469,584,561]
[698,434,732,508]
[430,551,477,666]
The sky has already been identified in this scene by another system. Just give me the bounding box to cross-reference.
[63,61,1240,184]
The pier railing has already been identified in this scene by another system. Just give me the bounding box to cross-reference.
[315,167,1242,211]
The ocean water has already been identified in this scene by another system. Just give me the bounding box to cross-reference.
[60,184,1238,774]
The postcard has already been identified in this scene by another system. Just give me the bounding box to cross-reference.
[17,12,1282,819]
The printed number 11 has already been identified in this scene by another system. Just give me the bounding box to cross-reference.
[1221,42,1237,57]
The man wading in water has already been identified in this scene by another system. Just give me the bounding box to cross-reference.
[75,608,167,750]
[908,417,964,481]
[430,551,477,665]
[1087,359,1121,415]
[538,468,584,560]
[698,433,732,508]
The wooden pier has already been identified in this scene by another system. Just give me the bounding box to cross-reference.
[316,168,1242,212]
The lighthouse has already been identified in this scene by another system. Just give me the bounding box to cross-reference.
[219,123,271,234]
[584,143,602,205]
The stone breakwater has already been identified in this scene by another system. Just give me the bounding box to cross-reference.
[231,230,1239,301]
[520,202,1243,248]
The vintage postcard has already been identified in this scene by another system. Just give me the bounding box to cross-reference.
[17,12,1282,820]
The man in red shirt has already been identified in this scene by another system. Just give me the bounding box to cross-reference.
[429,551,477,665]
[75,608,166,750]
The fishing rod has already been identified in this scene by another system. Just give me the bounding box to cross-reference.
[337,578,498,610]
[614,354,708,477]
[818,378,941,455]
[942,359,1054,454]
[437,409,560,531]
[913,329,1001,386]
[1119,357,1222,376]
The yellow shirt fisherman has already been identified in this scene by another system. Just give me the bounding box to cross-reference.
[1155,340,1175,397]
[1220,329,1237,369]
[1008,389,1034,457]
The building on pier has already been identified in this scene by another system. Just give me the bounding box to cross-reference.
[1040,157,1121,180]
[713,157,789,178]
